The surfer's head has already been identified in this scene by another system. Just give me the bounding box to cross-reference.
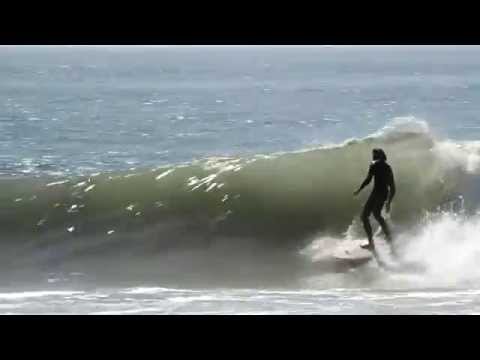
[372,148,387,161]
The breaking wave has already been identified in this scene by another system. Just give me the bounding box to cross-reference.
[3,117,480,285]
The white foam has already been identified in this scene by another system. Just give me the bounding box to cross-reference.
[0,291,83,300]
[401,212,480,285]
[372,116,430,139]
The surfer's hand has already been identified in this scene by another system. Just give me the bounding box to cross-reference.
[386,202,391,213]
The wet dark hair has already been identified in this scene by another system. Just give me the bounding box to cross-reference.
[372,148,387,161]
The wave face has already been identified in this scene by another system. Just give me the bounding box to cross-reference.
[2,117,480,283]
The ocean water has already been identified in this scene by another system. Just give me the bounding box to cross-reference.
[2,45,480,314]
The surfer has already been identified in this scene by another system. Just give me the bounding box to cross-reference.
[353,148,396,253]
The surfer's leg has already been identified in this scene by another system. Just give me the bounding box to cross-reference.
[372,200,398,258]
[361,200,374,249]
[372,202,391,242]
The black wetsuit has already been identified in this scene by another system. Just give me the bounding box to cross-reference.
[360,160,395,243]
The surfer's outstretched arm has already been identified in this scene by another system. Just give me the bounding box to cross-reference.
[354,165,373,195]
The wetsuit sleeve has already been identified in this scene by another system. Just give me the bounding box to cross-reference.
[357,164,374,192]
[388,166,396,203]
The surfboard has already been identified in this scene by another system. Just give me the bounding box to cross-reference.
[332,239,376,270]
[333,239,373,261]
[332,239,426,273]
